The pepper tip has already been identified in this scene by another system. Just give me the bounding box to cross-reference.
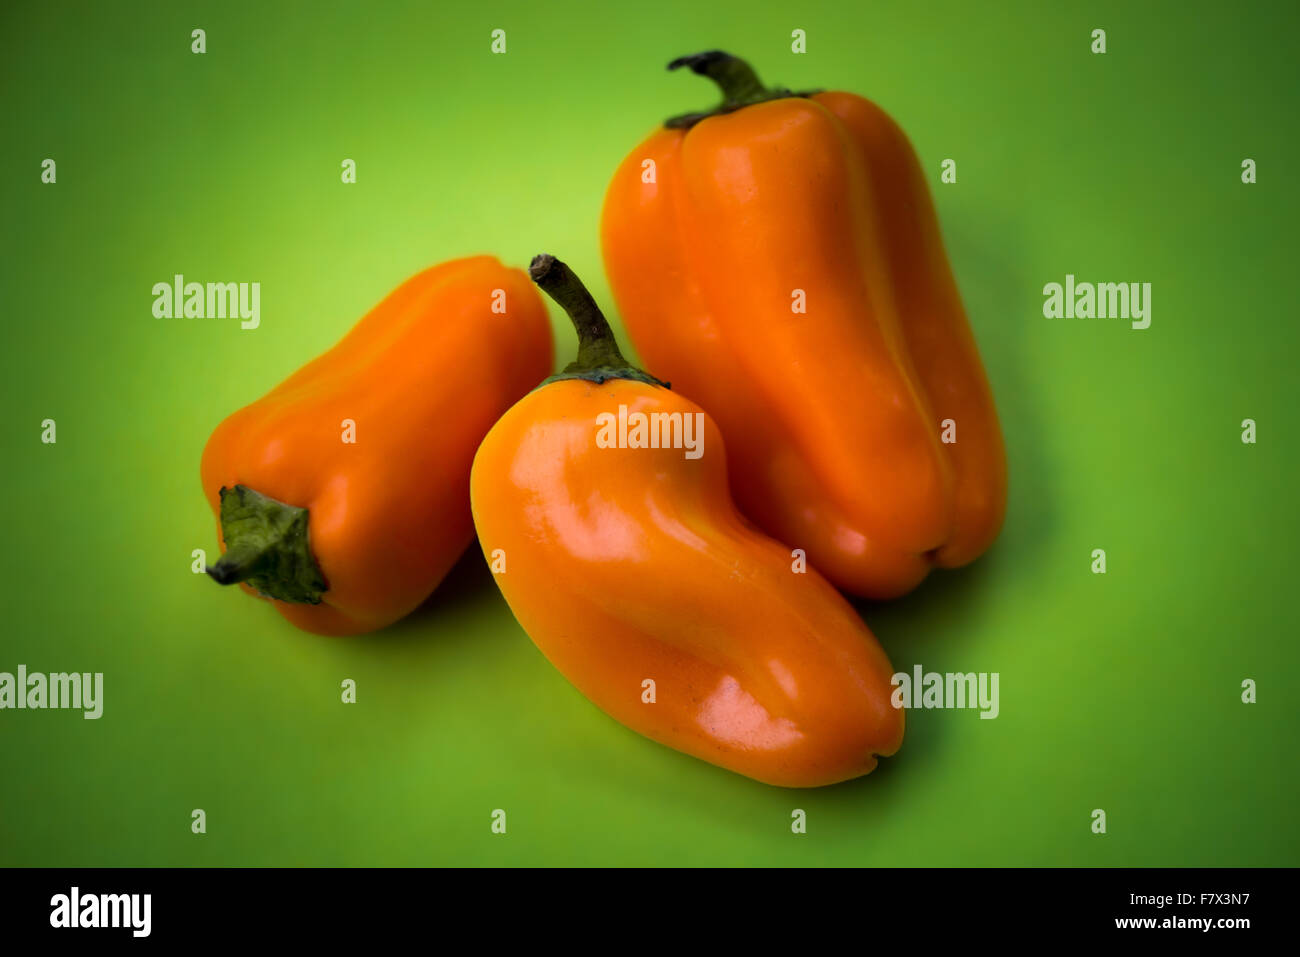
[667,50,729,74]
[528,254,556,282]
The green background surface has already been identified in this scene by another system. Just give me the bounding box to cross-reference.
[2,0,1297,867]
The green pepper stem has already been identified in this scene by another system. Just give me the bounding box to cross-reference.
[664,50,819,129]
[667,51,769,103]
[529,254,627,373]
[205,485,327,604]
[529,254,668,389]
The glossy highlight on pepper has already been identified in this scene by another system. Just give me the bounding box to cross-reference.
[200,255,553,636]
[470,254,904,787]
[602,51,1008,599]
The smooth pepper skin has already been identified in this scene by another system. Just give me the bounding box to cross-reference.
[601,52,1008,599]
[201,256,553,636]
[471,255,903,788]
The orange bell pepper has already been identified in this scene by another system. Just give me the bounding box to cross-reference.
[470,255,903,787]
[200,256,553,636]
[602,51,1007,599]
